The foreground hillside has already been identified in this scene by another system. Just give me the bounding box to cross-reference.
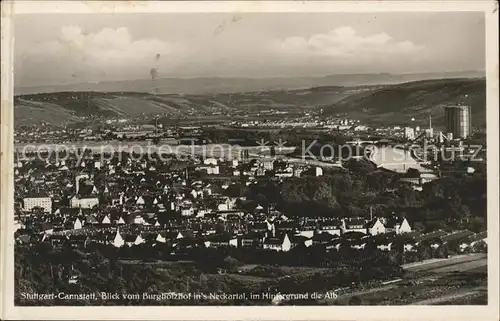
[325,78,486,127]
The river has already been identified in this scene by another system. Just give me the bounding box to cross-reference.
[14,141,434,175]
[369,146,435,174]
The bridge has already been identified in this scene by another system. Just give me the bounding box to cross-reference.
[400,176,440,185]
[376,162,430,169]
[346,140,377,145]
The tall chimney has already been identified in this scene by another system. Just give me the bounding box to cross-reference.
[76,177,80,195]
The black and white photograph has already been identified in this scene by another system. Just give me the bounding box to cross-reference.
[1,1,498,320]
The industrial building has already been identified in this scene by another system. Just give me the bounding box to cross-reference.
[444,105,471,139]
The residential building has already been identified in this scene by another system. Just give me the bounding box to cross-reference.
[404,127,415,140]
[366,218,386,236]
[384,217,412,234]
[263,234,292,252]
[23,196,52,213]
[70,196,99,209]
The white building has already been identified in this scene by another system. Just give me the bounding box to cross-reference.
[367,218,386,236]
[263,234,292,252]
[70,196,99,209]
[23,197,52,213]
[73,218,83,230]
[197,165,220,175]
[404,127,415,140]
[112,230,125,248]
[262,161,274,171]
[203,158,218,165]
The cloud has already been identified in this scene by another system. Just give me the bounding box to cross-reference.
[274,26,424,60]
[62,26,175,64]
[18,26,178,83]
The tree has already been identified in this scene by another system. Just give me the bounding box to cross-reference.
[406,168,421,178]
[472,241,487,253]
[349,296,362,305]
[222,256,243,272]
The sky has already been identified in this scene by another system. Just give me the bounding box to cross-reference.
[14,12,485,87]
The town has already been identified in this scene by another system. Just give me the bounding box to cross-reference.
[13,104,487,305]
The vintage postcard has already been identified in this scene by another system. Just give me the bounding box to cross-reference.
[1,1,499,320]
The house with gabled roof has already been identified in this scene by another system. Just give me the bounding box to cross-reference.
[136,196,146,206]
[16,234,33,245]
[321,220,342,236]
[349,237,367,250]
[290,234,313,248]
[173,236,204,252]
[111,229,125,247]
[374,237,393,251]
[39,222,54,234]
[68,235,90,248]
[129,213,145,225]
[341,218,367,234]
[155,231,168,243]
[440,230,475,252]
[459,231,487,252]
[57,207,81,218]
[71,195,99,209]
[276,222,299,234]
[263,234,292,252]
[248,222,268,233]
[204,234,238,248]
[141,233,159,246]
[85,214,99,225]
[414,230,448,249]
[391,232,419,253]
[384,216,412,234]
[124,234,145,247]
[310,232,336,245]
[325,238,344,252]
[99,214,112,225]
[49,234,69,248]
[239,231,266,247]
[366,218,386,236]
[72,217,83,230]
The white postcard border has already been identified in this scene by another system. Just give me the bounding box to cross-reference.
[1,1,498,320]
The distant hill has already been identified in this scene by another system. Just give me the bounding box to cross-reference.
[14,86,368,126]
[324,78,486,128]
[15,70,484,95]
[14,78,486,127]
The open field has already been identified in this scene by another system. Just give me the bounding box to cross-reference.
[333,254,487,305]
[433,290,487,305]
[413,286,487,305]
[87,254,487,305]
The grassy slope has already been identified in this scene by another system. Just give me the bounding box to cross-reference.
[325,78,486,127]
